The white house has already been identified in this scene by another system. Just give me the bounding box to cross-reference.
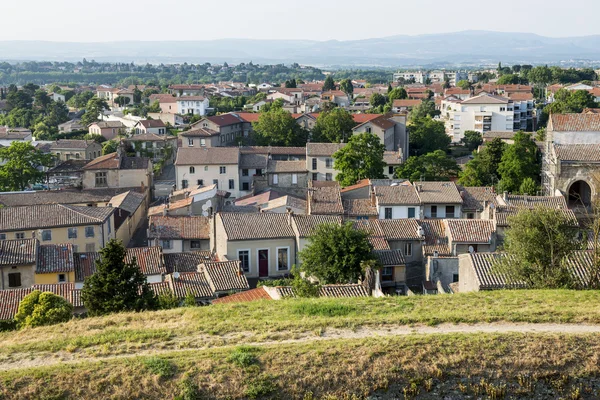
[176,96,210,116]
[374,184,422,219]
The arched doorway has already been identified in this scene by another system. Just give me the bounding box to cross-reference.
[568,180,592,207]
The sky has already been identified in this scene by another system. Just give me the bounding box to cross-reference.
[2,0,598,42]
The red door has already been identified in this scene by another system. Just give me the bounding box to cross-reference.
[258,250,269,277]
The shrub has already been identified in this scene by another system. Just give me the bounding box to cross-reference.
[157,293,180,309]
[291,301,356,317]
[14,290,73,329]
[183,292,196,307]
[175,376,200,400]
[142,357,175,378]
[245,375,277,399]
[228,346,259,368]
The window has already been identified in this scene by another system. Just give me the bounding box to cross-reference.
[190,240,202,249]
[200,139,206,146]
[325,158,333,168]
[382,267,393,281]
[256,169,263,176]
[312,158,317,170]
[292,174,298,185]
[238,250,250,273]
[107,219,111,234]
[467,213,475,219]
[242,182,249,191]
[15,232,25,239]
[500,107,506,112]
[8,273,21,288]
[404,242,412,257]
[445,205,455,218]
[325,173,332,181]
[384,207,392,219]
[242,169,249,177]
[86,243,95,252]
[431,205,437,218]
[366,127,372,133]
[42,230,52,241]
[408,207,415,218]
[68,228,77,239]
[273,174,278,185]
[189,166,195,174]
[229,179,235,190]
[213,179,218,188]
[58,274,66,283]
[161,240,172,249]
[196,179,203,186]
[95,172,107,187]
[453,274,459,283]
[220,166,226,174]
[72,244,79,252]
[204,166,208,171]
[277,247,289,271]
[182,179,188,189]
[312,173,318,181]
[0,234,5,240]
[388,166,394,175]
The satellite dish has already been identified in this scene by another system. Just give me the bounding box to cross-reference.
[468,245,475,254]
[173,272,180,279]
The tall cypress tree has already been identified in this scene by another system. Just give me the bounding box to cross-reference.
[81,239,157,316]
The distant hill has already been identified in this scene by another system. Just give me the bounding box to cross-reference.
[1,31,600,66]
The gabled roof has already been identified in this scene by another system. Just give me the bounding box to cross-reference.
[125,247,166,276]
[374,249,405,266]
[176,96,206,102]
[91,121,124,128]
[445,219,495,244]
[148,216,211,240]
[219,213,295,240]
[554,144,600,162]
[501,194,568,210]
[343,199,377,216]
[458,186,496,211]
[109,191,145,214]
[0,204,114,231]
[0,187,139,207]
[354,115,395,131]
[464,252,525,290]
[482,131,518,140]
[379,219,423,241]
[267,160,306,173]
[149,94,177,103]
[50,139,95,150]
[415,182,463,204]
[549,114,600,132]
[374,185,420,205]
[175,147,239,165]
[211,287,272,304]
[291,215,343,237]
[179,127,220,137]
[309,184,344,215]
[392,99,422,108]
[0,239,37,266]
[83,153,150,170]
[419,219,451,257]
[306,142,345,156]
[205,114,244,127]
[168,272,214,298]
[200,260,249,292]
[235,190,284,207]
[127,133,174,142]
[37,243,74,273]
[460,94,509,105]
[164,251,214,274]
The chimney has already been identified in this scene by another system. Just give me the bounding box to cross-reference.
[503,191,508,201]
[286,207,294,225]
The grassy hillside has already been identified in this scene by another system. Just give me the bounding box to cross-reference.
[1,290,600,399]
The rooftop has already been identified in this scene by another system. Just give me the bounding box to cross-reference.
[49,139,95,150]
[549,114,600,132]
[175,147,239,166]
[37,243,74,273]
[445,219,495,244]
[554,144,600,162]
[200,260,249,293]
[218,213,295,240]
[309,184,344,215]
[306,142,345,157]
[0,239,37,266]
[291,215,343,237]
[0,204,114,231]
[415,181,463,204]
[148,216,211,240]
[374,185,420,206]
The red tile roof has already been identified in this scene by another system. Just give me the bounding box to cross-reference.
[211,287,272,304]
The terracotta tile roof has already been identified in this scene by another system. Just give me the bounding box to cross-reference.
[148,216,210,240]
[0,204,114,231]
[235,190,284,206]
[419,219,451,256]
[50,139,95,150]
[498,84,532,92]
[458,186,496,211]
[343,199,377,216]
[126,133,174,142]
[564,251,600,288]
[148,197,192,216]
[0,283,77,320]
[168,272,214,299]
[169,84,205,90]
[482,131,517,140]
[180,127,220,137]
[354,220,389,250]
[383,151,403,165]
[508,92,534,101]
[239,146,306,155]
[218,213,295,240]
[149,94,177,103]
[367,236,391,250]
[465,252,525,290]
[445,219,495,243]
[583,108,600,114]
[240,153,268,169]
[494,207,577,227]
[309,184,344,215]
[554,144,600,162]
[291,215,343,237]
[375,185,420,205]
[37,243,74,273]
[0,131,31,140]
[164,251,214,274]
[47,160,88,174]
[502,194,568,210]
[0,239,37,266]
[444,88,471,95]
[138,120,166,128]
[148,282,172,297]
[91,121,124,129]
[211,287,272,304]
[460,94,509,105]
[306,142,345,156]
[415,182,463,204]
[235,112,260,123]
[83,153,149,170]
[206,114,243,127]
[355,115,395,130]
[109,191,145,214]
[125,247,166,276]
[340,179,370,193]
[320,284,370,297]
[262,196,306,213]
[374,249,405,266]
[0,187,140,207]
[200,260,249,292]
[267,160,307,173]
[175,147,239,165]
[550,114,600,132]
[351,114,382,124]
[392,99,422,108]
[176,96,206,102]
[379,219,423,240]
[73,252,100,282]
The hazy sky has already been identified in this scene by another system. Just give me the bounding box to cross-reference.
[3,0,598,42]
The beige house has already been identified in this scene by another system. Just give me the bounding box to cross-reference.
[134,120,167,135]
[0,239,37,290]
[148,215,211,253]
[88,121,126,141]
[110,191,148,247]
[180,114,246,148]
[0,204,115,253]
[123,133,177,164]
[213,213,296,278]
[306,143,344,182]
[82,152,152,190]
[49,140,102,162]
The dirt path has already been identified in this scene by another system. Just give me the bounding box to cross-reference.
[1,322,599,371]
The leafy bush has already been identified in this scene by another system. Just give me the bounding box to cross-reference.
[175,376,200,400]
[142,357,175,378]
[183,292,197,307]
[228,346,259,368]
[0,319,17,332]
[291,301,356,317]
[157,293,180,310]
[245,375,277,399]
[14,290,73,329]
[257,278,293,287]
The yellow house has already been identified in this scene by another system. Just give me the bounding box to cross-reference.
[35,243,76,285]
[0,204,116,253]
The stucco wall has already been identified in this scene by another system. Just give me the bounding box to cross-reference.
[34,271,76,285]
[458,254,480,292]
[226,238,296,278]
[0,264,35,290]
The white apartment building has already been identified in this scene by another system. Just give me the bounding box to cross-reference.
[441,94,514,143]
[393,71,427,84]
[176,96,210,116]
[393,70,468,85]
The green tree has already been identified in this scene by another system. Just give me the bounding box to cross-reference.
[527,65,552,86]
[114,96,131,107]
[0,141,54,191]
[458,138,506,187]
[252,107,309,146]
[133,86,142,104]
[333,132,386,187]
[408,116,450,156]
[81,97,109,126]
[394,150,460,182]
[370,93,386,108]
[102,140,119,155]
[34,89,52,114]
[284,78,297,88]
[461,130,483,151]
[456,80,471,90]
[497,132,540,193]
[387,87,408,103]
[158,293,180,310]
[322,75,335,91]
[81,239,157,316]
[299,222,375,284]
[14,291,73,329]
[339,79,353,98]
[497,74,524,85]
[409,100,437,120]
[312,108,356,143]
[496,207,581,288]
[519,177,539,195]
